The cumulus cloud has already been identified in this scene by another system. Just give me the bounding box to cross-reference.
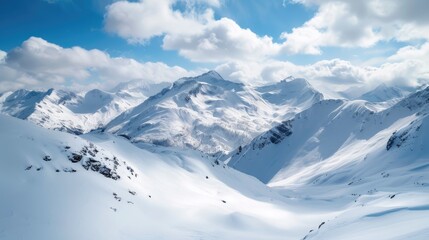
[104,0,429,64]
[6,37,110,80]
[388,42,429,63]
[216,57,429,97]
[104,0,212,44]
[217,59,364,85]
[105,0,281,62]
[282,0,429,54]
[163,18,281,62]
[0,37,196,92]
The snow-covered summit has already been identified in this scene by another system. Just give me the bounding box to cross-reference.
[358,83,407,103]
[256,77,323,107]
[103,71,323,154]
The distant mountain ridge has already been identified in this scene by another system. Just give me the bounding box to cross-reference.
[358,83,407,102]
[0,80,168,134]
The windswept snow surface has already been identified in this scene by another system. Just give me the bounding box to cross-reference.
[103,71,323,154]
[0,114,338,240]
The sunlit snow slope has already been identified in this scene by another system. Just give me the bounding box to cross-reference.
[0,114,339,240]
[227,88,429,239]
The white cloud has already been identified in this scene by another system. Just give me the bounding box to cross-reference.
[163,18,281,62]
[282,0,429,54]
[388,42,429,63]
[104,0,213,44]
[0,50,6,63]
[216,57,429,97]
[0,37,196,92]
[105,0,281,62]
[6,37,110,80]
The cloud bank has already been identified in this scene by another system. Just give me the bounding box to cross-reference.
[0,37,195,92]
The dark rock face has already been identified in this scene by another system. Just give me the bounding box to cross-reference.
[386,123,419,150]
[269,120,293,144]
[386,133,396,150]
[81,157,120,180]
[69,153,83,163]
[99,166,111,177]
[43,155,52,161]
[99,166,120,180]
[83,158,101,171]
[251,120,293,150]
[64,145,121,180]
[63,168,77,173]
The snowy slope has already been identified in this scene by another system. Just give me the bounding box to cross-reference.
[228,87,429,184]
[0,80,165,134]
[0,114,344,240]
[226,88,429,239]
[2,95,429,240]
[103,71,323,155]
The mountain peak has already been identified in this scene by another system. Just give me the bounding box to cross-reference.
[177,70,224,84]
[281,77,311,88]
[171,70,243,93]
[359,83,405,102]
[257,77,323,107]
[203,70,224,80]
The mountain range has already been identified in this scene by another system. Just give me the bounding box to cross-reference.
[1,71,428,239]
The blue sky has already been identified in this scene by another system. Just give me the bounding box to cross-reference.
[0,0,317,67]
[1,0,429,93]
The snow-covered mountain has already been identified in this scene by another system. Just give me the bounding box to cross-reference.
[228,87,429,184]
[358,83,407,103]
[225,87,429,238]
[256,76,323,107]
[2,71,429,239]
[102,71,323,155]
[0,80,168,134]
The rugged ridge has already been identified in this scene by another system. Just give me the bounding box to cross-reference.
[0,81,162,134]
